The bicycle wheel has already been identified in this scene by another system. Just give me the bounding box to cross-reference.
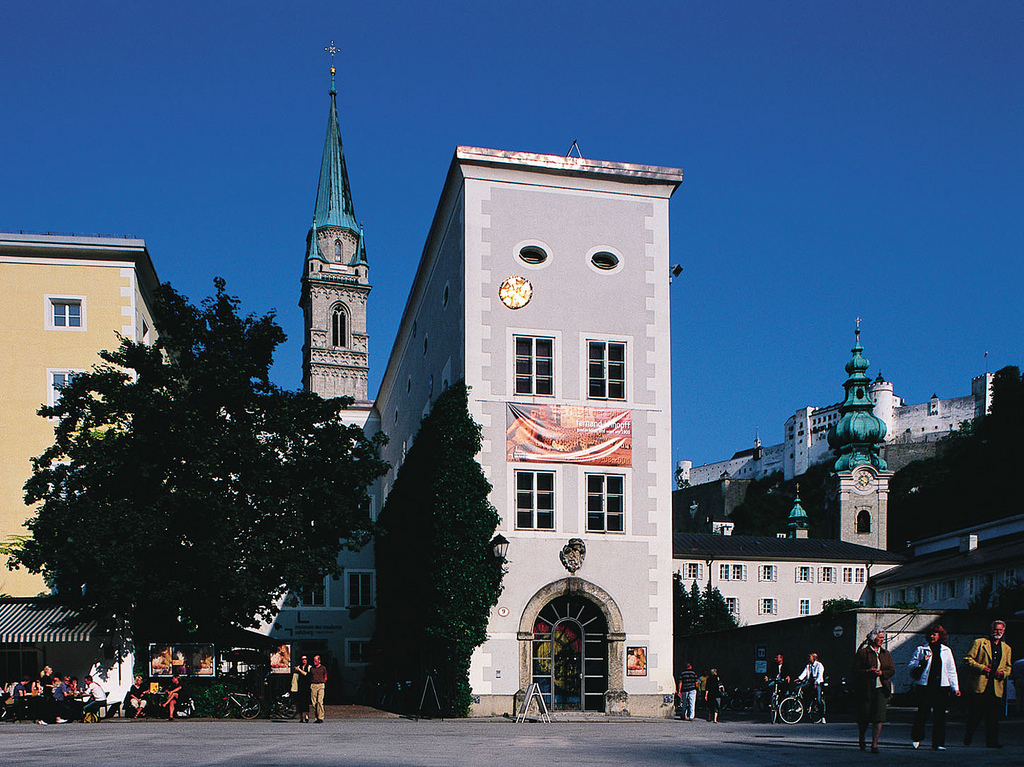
[240,697,262,720]
[778,695,803,725]
[276,700,297,720]
[214,698,233,718]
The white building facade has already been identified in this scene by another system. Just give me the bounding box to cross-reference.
[371,147,683,716]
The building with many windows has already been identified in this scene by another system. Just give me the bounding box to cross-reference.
[0,232,159,598]
[673,533,902,626]
[271,65,685,715]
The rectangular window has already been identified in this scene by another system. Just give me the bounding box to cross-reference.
[799,599,810,615]
[346,639,371,665]
[731,564,746,581]
[855,567,866,584]
[298,580,327,607]
[818,567,836,583]
[515,470,555,530]
[684,563,702,580]
[515,336,553,396]
[586,474,624,533]
[347,572,374,608]
[49,298,82,328]
[759,565,777,582]
[725,598,739,615]
[759,598,777,615]
[796,566,812,583]
[587,341,626,400]
[48,370,79,407]
[719,563,730,581]
[843,567,853,583]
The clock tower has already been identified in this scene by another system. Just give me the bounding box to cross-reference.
[826,323,892,550]
[300,56,371,405]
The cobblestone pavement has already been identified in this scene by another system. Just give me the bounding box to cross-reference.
[2,709,1020,766]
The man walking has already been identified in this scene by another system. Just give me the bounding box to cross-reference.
[677,663,698,721]
[964,620,1012,748]
[310,654,328,723]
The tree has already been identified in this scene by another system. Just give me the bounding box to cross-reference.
[373,382,504,716]
[9,279,386,647]
[673,573,738,636]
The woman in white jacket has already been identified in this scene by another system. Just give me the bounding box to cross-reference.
[909,624,960,750]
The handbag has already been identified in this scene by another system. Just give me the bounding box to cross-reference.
[290,672,299,693]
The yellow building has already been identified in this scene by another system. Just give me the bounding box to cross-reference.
[0,232,159,596]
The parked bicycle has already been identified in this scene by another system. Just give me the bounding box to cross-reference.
[269,690,298,720]
[215,690,262,720]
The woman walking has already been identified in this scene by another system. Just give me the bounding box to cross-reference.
[909,624,960,751]
[854,627,895,753]
[705,668,723,723]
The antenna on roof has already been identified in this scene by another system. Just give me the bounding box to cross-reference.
[566,140,582,158]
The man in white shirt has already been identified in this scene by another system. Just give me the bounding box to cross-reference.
[81,675,106,720]
[797,652,826,709]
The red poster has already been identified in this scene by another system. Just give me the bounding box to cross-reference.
[506,404,632,466]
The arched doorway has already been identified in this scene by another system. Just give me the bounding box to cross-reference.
[531,595,608,712]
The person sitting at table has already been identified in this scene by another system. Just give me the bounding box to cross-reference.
[81,674,107,720]
[7,677,29,721]
[52,673,72,723]
[125,676,148,719]
[163,675,183,720]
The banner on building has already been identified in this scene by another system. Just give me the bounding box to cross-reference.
[506,404,632,466]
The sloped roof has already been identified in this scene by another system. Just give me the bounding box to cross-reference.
[870,532,1024,586]
[672,533,904,564]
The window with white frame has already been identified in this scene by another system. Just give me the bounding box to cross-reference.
[855,567,866,584]
[298,579,327,607]
[346,639,371,665]
[514,336,554,396]
[684,563,702,581]
[759,598,778,615]
[515,470,555,530]
[799,599,810,615]
[843,567,853,583]
[796,566,812,583]
[587,340,626,400]
[585,473,624,533]
[346,571,374,608]
[759,564,777,582]
[731,564,747,581]
[46,296,85,330]
[818,567,836,583]
[725,597,739,615]
[48,370,78,406]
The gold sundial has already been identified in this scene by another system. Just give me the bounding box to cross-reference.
[499,275,533,309]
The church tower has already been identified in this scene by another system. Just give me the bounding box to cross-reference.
[300,57,370,403]
[826,324,892,550]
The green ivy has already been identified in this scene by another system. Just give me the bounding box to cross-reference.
[372,382,505,716]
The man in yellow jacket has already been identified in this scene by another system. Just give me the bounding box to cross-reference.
[963,619,1012,748]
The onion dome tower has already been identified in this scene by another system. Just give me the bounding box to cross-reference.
[826,323,892,550]
[786,485,809,539]
[300,50,371,407]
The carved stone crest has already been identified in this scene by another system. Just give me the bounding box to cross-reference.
[559,538,586,574]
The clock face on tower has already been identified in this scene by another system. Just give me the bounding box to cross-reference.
[853,467,874,494]
[499,275,533,309]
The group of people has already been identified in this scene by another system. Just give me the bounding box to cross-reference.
[1,667,107,724]
[291,653,328,723]
[124,675,186,720]
[680,619,1014,754]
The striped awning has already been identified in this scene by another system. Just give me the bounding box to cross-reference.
[0,602,98,643]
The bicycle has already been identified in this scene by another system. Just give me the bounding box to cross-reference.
[778,682,827,725]
[269,690,298,720]
[215,690,262,720]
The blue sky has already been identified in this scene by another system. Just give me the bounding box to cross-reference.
[3,1,1022,467]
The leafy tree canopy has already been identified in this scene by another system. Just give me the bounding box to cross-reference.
[729,464,832,538]
[10,279,386,644]
[373,382,504,716]
[889,365,1024,548]
[673,574,738,637]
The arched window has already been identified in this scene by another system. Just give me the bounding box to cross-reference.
[334,240,342,261]
[331,306,347,348]
[857,510,871,534]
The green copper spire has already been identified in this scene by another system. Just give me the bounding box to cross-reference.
[311,62,360,237]
[828,322,888,471]
[787,484,809,538]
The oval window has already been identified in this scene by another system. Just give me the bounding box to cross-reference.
[591,251,619,270]
[519,246,548,265]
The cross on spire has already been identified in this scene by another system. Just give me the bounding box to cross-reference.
[325,41,339,92]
